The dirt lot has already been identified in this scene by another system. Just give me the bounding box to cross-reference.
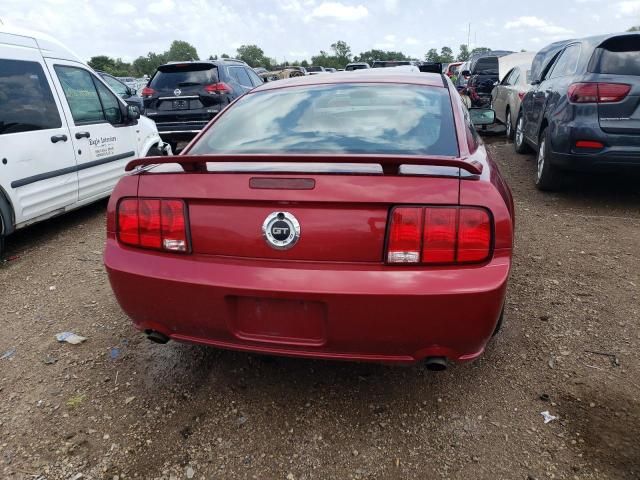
[1,140,639,480]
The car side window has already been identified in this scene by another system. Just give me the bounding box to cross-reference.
[246,68,263,87]
[549,44,581,79]
[55,66,105,124]
[94,78,124,124]
[229,66,252,87]
[102,74,128,97]
[511,68,521,86]
[0,59,62,135]
[501,68,515,86]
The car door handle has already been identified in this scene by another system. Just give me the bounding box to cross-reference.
[75,131,91,139]
[50,134,68,143]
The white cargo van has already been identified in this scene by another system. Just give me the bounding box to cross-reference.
[0,26,168,256]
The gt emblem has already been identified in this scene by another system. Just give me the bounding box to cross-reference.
[174,88,182,96]
[262,212,300,250]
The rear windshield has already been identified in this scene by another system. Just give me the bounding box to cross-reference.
[150,65,218,90]
[372,61,411,68]
[307,66,323,72]
[593,35,640,76]
[189,84,459,157]
[472,57,499,75]
[346,64,368,71]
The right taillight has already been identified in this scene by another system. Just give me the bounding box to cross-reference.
[386,207,492,265]
[568,83,631,104]
[204,82,232,94]
[117,198,189,253]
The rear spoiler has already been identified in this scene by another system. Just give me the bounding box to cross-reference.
[125,154,483,175]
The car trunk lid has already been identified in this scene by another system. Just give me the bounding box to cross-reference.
[593,35,640,135]
[137,163,461,262]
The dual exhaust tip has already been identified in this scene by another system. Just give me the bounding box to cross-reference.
[144,330,448,371]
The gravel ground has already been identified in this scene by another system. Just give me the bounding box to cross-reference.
[1,139,639,480]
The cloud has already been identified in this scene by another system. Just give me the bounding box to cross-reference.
[148,0,174,14]
[383,0,398,13]
[617,0,640,15]
[504,16,573,35]
[308,2,368,21]
[405,37,419,45]
[113,2,136,15]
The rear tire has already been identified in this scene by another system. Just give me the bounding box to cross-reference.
[505,109,514,140]
[514,111,531,154]
[535,127,563,191]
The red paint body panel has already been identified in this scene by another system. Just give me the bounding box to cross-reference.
[105,75,515,365]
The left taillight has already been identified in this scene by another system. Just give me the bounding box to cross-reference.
[386,206,492,265]
[117,198,189,253]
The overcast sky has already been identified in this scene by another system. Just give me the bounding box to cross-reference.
[2,0,639,63]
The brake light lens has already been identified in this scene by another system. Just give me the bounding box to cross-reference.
[518,91,526,101]
[204,82,232,94]
[387,208,422,263]
[117,198,189,253]
[387,207,492,265]
[140,86,156,98]
[568,83,631,103]
[575,140,604,149]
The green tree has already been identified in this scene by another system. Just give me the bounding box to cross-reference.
[132,52,166,76]
[331,40,352,63]
[628,25,640,31]
[440,46,454,63]
[470,47,491,56]
[165,40,199,62]
[88,55,116,73]
[236,44,270,68]
[354,49,409,65]
[425,48,440,62]
[208,54,218,60]
[221,53,230,59]
[301,59,309,67]
[457,44,470,62]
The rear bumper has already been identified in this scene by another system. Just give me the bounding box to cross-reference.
[550,122,640,171]
[104,239,511,364]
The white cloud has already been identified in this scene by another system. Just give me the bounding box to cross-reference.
[384,34,396,42]
[505,16,573,35]
[148,0,174,14]
[113,2,136,15]
[617,0,640,14]
[405,37,419,45]
[383,0,398,13]
[308,2,368,21]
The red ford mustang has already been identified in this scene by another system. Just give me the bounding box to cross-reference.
[104,72,514,370]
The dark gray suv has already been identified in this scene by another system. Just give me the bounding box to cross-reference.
[515,33,640,190]
[142,59,263,150]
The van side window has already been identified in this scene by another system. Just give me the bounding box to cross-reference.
[94,79,123,124]
[0,59,62,135]
[549,44,581,79]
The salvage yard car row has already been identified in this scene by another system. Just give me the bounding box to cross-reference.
[1,23,639,368]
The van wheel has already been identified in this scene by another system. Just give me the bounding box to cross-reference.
[535,127,563,191]
[514,112,531,154]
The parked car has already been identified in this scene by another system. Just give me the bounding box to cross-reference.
[306,66,326,74]
[142,59,263,151]
[105,72,514,369]
[0,25,167,257]
[515,32,640,190]
[325,67,337,73]
[445,61,463,78]
[345,62,370,71]
[98,71,145,113]
[287,66,308,75]
[117,76,138,91]
[253,67,269,75]
[372,60,415,68]
[465,52,513,107]
[491,63,533,138]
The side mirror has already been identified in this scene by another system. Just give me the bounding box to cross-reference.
[461,70,471,77]
[493,81,499,87]
[127,105,141,121]
[469,108,496,126]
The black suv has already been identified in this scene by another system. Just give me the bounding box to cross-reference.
[515,33,640,190]
[142,59,262,150]
[463,51,512,107]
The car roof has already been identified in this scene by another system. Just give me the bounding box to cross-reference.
[253,71,446,92]
[0,24,82,63]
